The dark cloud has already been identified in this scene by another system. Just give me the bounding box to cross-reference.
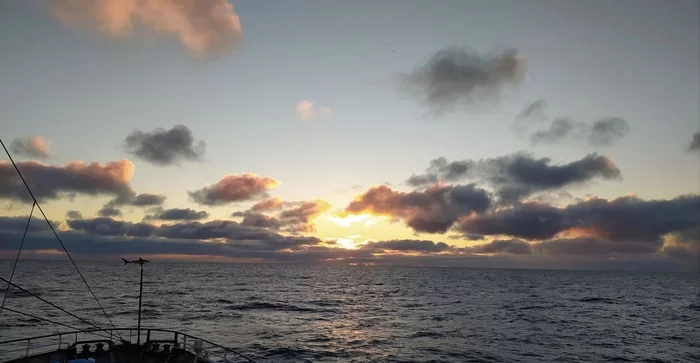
[99,192,166,218]
[456,195,700,247]
[588,118,632,146]
[363,239,449,252]
[97,205,122,217]
[688,132,700,152]
[466,239,533,255]
[534,238,659,256]
[346,184,491,234]
[125,125,205,166]
[401,46,526,113]
[112,193,167,207]
[278,200,331,233]
[407,153,621,205]
[530,117,631,147]
[406,157,472,187]
[66,210,83,220]
[488,153,620,204]
[0,215,57,234]
[0,159,134,202]
[67,217,154,237]
[9,136,51,159]
[517,99,547,120]
[251,197,285,211]
[233,199,330,233]
[0,215,695,270]
[188,173,279,206]
[232,210,282,230]
[144,208,209,221]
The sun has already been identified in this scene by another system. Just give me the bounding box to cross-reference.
[336,238,357,249]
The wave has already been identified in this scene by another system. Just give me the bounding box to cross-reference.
[227,302,319,313]
[411,331,445,338]
[578,297,618,304]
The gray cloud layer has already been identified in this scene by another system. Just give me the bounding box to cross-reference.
[456,195,700,247]
[407,153,621,205]
[401,46,526,113]
[0,159,134,202]
[144,208,209,221]
[530,117,631,147]
[125,125,205,166]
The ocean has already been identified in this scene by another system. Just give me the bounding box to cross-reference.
[0,260,698,362]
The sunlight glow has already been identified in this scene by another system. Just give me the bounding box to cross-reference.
[326,213,387,227]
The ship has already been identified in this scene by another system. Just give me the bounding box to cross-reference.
[0,139,256,363]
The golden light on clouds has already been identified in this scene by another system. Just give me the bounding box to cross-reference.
[326,213,387,227]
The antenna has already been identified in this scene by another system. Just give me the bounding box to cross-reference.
[123,257,151,344]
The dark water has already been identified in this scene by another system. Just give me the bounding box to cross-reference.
[0,260,698,362]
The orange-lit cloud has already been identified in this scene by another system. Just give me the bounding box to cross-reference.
[52,0,242,57]
[346,183,491,233]
[252,197,285,211]
[296,100,332,120]
[188,173,280,206]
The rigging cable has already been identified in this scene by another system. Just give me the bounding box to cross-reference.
[0,307,114,341]
[0,277,121,340]
[0,202,35,317]
[0,138,123,341]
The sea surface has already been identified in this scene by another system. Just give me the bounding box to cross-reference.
[0,260,698,362]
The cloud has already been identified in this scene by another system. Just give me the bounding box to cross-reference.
[1,215,696,270]
[296,100,332,120]
[143,208,209,221]
[688,132,700,152]
[111,193,166,206]
[456,194,700,246]
[188,173,279,206]
[0,159,134,202]
[233,199,331,233]
[407,153,621,204]
[346,184,491,234]
[9,137,51,159]
[401,46,526,113]
[251,197,285,211]
[530,117,631,147]
[66,210,83,220]
[124,125,205,166]
[232,210,282,230]
[588,118,632,146]
[278,199,331,233]
[363,239,449,252]
[51,0,242,57]
[466,239,533,255]
[98,192,166,217]
[517,99,547,120]
[406,157,473,187]
[534,238,659,256]
[97,205,122,217]
[67,217,154,237]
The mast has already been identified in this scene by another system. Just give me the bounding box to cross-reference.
[124,257,150,344]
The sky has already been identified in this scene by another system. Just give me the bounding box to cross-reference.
[0,0,699,271]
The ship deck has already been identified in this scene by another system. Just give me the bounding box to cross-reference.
[0,327,254,363]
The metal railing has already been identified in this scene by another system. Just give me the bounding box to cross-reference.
[0,327,255,363]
